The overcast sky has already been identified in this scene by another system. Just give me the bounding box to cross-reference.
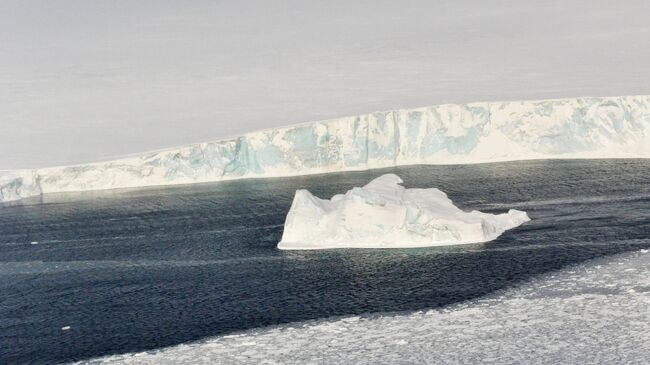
[1,0,650,169]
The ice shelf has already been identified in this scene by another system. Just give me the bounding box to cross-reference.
[3,95,650,203]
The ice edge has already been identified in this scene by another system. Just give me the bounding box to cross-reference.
[3,94,650,203]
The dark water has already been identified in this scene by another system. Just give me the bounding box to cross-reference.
[1,160,650,364]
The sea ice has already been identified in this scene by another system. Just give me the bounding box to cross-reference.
[74,249,650,365]
[278,174,529,249]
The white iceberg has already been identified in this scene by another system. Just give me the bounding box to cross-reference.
[278,174,529,249]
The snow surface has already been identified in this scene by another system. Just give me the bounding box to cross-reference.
[75,249,650,364]
[278,174,529,249]
[4,1,650,169]
[3,95,650,203]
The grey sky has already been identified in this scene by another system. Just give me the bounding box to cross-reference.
[1,0,649,169]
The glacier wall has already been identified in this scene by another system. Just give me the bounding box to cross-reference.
[3,95,650,203]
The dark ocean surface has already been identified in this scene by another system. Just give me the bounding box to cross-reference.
[1,160,650,364]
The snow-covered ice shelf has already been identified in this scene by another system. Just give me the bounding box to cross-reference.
[74,249,650,364]
[4,95,650,203]
[278,174,529,249]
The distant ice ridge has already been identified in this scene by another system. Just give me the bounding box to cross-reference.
[278,174,529,249]
[3,95,650,203]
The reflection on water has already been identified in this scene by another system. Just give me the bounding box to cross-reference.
[1,159,650,364]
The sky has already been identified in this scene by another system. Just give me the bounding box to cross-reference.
[1,0,650,169]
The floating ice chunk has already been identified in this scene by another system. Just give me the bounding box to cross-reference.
[278,174,529,249]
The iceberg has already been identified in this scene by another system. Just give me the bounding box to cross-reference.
[3,95,650,203]
[278,174,529,249]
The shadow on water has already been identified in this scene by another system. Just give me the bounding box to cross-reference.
[1,159,650,364]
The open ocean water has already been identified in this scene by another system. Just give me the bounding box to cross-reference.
[1,159,650,364]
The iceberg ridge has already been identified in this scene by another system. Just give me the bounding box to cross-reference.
[3,95,650,203]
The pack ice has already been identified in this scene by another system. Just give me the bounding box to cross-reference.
[278,174,529,249]
[3,95,650,203]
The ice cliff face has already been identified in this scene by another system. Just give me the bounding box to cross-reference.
[3,95,650,203]
[278,174,529,249]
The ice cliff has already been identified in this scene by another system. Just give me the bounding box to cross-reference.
[3,95,650,203]
[278,174,529,249]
